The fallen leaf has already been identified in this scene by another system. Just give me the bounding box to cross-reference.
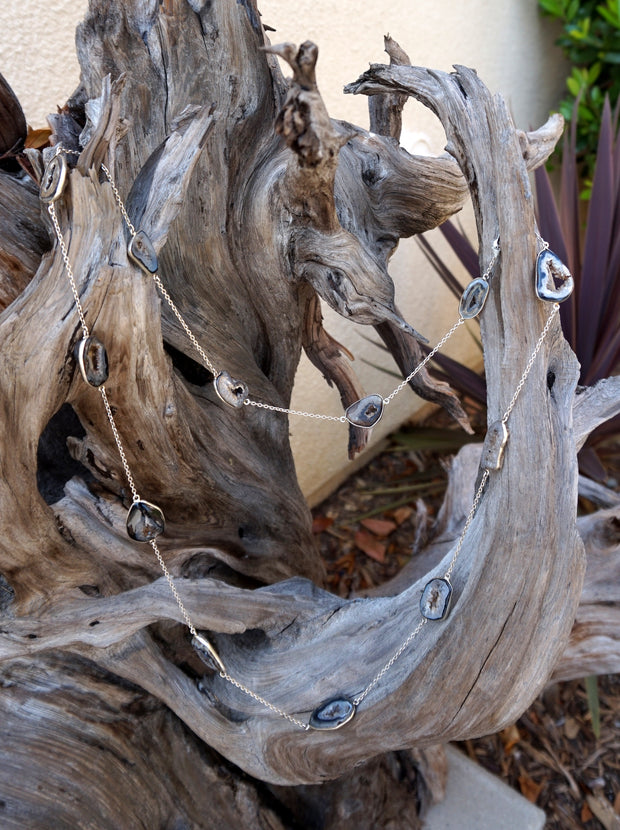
[500,724,521,754]
[333,552,356,574]
[614,791,620,814]
[581,802,594,823]
[312,515,333,534]
[25,126,51,149]
[360,517,397,537]
[354,530,386,563]
[518,773,543,804]
[391,506,413,525]
[585,792,620,830]
[564,716,580,740]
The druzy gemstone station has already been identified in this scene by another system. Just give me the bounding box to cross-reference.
[76,336,109,387]
[459,277,489,319]
[535,249,574,303]
[309,697,356,730]
[345,394,384,428]
[214,371,249,408]
[126,500,165,542]
[420,578,453,621]
[128,230,159,274]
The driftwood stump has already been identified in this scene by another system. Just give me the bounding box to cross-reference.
[0,1,618,826]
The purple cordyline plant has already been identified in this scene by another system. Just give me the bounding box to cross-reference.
[416,99,620,478]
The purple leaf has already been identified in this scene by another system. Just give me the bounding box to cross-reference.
[439,220,479,278]
[578,97,615,378]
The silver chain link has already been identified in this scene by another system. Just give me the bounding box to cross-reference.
[501,304,559,425]
[101,162,137,236]
[444,468,490,582]
[150,273,219,376]
[149,538,196,635]
[244,398,347,422]
[220,671,311,730]
[47,202,90,339]
[98,386,140,503]
[383,317,465,405]
[353,618,427,706]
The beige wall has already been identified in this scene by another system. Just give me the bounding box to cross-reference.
[0,1,566,504]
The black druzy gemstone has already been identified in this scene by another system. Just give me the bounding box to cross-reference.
[76,336,109,387]
[126,500,165,542]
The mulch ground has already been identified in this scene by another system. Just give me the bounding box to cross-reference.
[311,422,620,829]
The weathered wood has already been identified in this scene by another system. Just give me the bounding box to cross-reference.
[0,0,617,822]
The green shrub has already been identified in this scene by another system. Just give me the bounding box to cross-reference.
[539,0,620,176]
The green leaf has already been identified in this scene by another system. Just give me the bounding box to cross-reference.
[539,0,564,14]
[599,49,620,61]
[588,60,602,81]
[567,76,583,95]
[585,675,601,739]
[597,1,620,27]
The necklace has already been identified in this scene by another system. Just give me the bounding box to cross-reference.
[40,147,573,731]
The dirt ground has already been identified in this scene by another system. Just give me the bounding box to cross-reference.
[311,426,620,829]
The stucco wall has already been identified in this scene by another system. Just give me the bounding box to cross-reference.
[0,1,566,504]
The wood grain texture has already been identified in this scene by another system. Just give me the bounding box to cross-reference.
[0,0,616,822]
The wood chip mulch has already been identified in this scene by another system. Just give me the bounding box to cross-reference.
[311,433,620,829]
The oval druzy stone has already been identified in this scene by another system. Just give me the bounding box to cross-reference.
[126,500,165,542]
[214,371,249,408]
[40,154,68,203]
[420,577,452,621]
[75,336,109,387]
[535,249,574,303]
[128,230,158,274]
[459,277,489,319]
[345,394,384,428]
[309,697,356,730]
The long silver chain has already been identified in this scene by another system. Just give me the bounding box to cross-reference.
[44,146,564,732]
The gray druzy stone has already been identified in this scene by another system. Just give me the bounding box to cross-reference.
[459,277,489,319]
[345,394,384,428]
[535,249,574,303]
[420,577,452,621]
[128,230,159,274]
[214,371,249,408]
